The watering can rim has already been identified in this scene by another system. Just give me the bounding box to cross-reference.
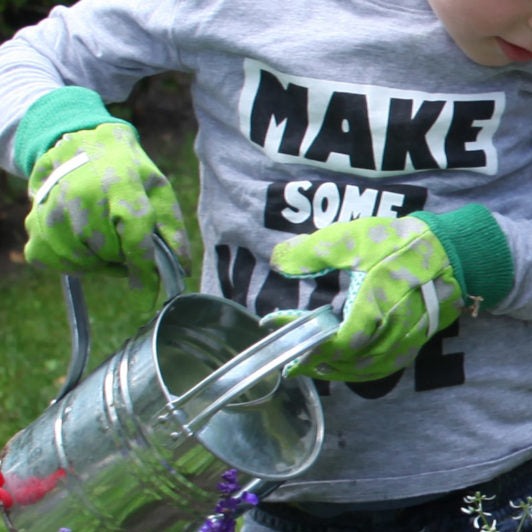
[149,295,338,413]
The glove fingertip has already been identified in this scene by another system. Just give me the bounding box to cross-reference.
[282,358,302,379]
[259,309,308,329]
[270,235,309,270]
[271,239,337,280]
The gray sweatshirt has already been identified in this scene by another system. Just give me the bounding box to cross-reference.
[0,0,531,506]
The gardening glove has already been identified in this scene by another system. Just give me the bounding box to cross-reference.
[15,87,190,311]
[262,204,514,382]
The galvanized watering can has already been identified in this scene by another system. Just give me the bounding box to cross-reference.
[0,236,339,531]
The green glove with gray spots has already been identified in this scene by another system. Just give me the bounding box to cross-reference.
[263,205,514,382]
[16,87,190,310]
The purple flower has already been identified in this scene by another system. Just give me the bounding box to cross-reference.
[217,469,240,496]
[200,469,259,532]
[241,491,259,506]
[200,516,237,532]
[221,469,238,484]
[215,495,240,514]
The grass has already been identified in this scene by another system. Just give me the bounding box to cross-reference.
[0,131,202,446]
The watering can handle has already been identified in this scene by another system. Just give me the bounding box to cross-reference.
[171,304,339,432]
[53,234,186,404]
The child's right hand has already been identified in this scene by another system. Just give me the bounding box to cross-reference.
[262,204,514,382]
[24,122,190,310]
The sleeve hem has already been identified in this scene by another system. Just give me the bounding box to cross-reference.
[14,86,130,176]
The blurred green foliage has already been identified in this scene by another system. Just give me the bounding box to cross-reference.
[0,0,75,40]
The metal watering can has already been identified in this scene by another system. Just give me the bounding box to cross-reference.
[0,236,339,531]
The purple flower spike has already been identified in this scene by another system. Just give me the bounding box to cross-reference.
[217,480,239,495]
[221,469,238,483]
[200,469,260,532]
[241,491,259,506]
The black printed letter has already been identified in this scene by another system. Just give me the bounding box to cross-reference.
[446,100,495,169]
[250,69,308,156]
[305,92,376,170]
[382,98,444,171]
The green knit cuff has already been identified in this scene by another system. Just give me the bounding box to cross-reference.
[14,86,131,176]
[411,204,514,309]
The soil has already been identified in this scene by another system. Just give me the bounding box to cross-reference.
[0,194,27,274]
[0,73,197,276]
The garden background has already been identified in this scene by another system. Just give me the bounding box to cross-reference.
[0,0,202,462]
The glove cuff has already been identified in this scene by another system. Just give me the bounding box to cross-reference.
[15,86,130,176]
[411,204,514,310]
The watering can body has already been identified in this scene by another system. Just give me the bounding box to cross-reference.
[0,241,338,531]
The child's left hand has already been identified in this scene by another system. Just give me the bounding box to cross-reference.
[24,123,190,311]
[262,205,514,382]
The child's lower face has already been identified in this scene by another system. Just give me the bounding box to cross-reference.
[426,0,532,66]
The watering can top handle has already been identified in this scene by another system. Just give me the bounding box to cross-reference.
[172,305,339,433]
[53,234,186,404]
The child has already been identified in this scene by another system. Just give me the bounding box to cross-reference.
[0,0,530,530]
